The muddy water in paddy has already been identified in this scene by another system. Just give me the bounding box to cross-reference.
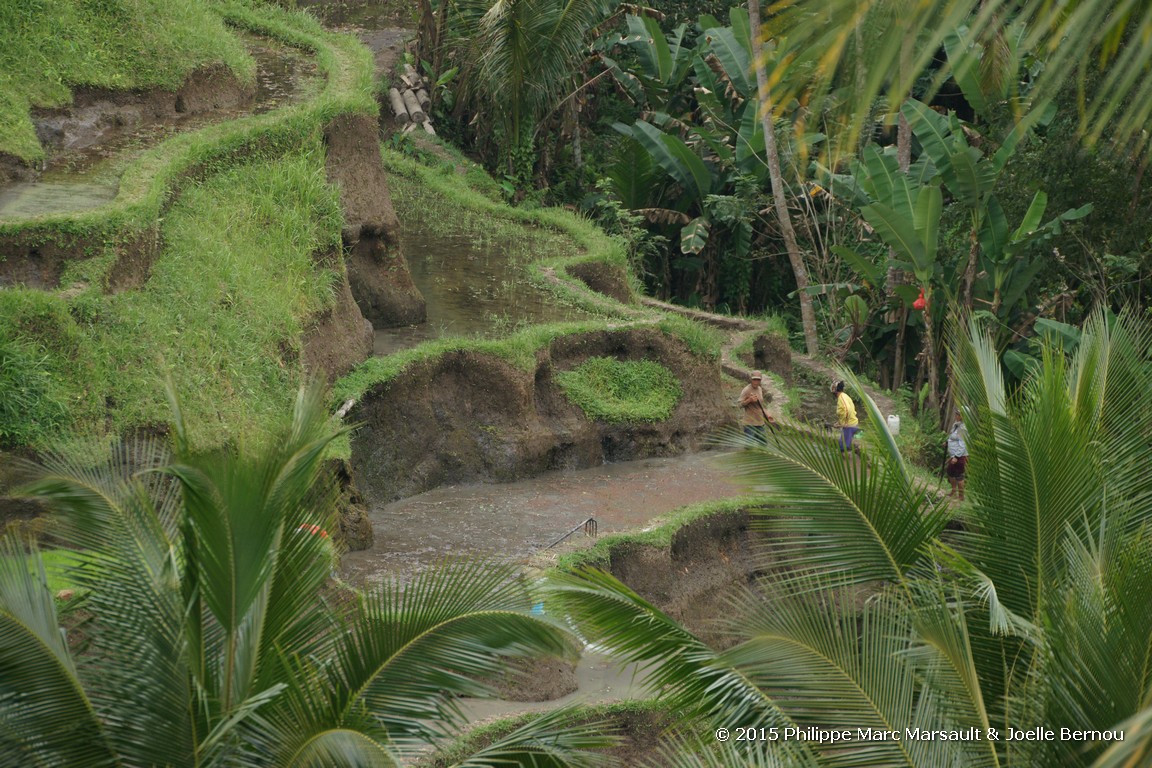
[340,451,745,586]
[0,36,321,220]
[372,230,595,355]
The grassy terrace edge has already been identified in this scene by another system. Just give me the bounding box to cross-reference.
[331,149,727,408]
[0,1,376,243]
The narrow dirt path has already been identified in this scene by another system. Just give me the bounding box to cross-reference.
[639,297,899,418]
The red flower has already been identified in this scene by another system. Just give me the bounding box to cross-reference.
[913,287,927,311]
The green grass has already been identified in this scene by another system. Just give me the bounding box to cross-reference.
[0,1,381,453]
[0,146,342,450]
[657,313,724,360]
[556,357,682,423]
[0,0,255,163]
[0,325,72,446]
[1,548,83,595]
[379,148,636,318]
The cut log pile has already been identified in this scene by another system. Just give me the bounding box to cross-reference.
[387,64,436,136]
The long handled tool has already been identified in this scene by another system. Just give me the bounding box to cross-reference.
[757,399,778,435]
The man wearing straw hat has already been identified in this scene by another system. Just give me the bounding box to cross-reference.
[739,370,775,443]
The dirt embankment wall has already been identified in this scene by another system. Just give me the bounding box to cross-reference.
[323,112,424,327]
[591,507,764,647]
[349,327,735,503]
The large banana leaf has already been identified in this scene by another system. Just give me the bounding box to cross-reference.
[860,200,927,275]
[625,120,714,202]
[625,14,672,82]
[902,100,994,209]
[703,25,752,97]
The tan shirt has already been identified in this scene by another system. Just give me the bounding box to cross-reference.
[739,382,766,426]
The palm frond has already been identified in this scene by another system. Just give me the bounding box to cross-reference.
[725,577,984,767]
[640,732,818,768]
[542,567,807,751]
[18,455,199,767]
[1040,505,1152,764]
[1090,704,1152,768]
[446,704,620,768]
[724,417,947,590]
[903,578,1002,767]
[326,559,576,746]
[0,539,116,767]
[276,729,397,768]
[761,0,1152,157]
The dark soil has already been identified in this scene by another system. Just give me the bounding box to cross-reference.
[31,64,252,161]
[1,63,254,290]
[566,261,634,304]
[300,251,374,383]
[596,507,767,648]
[349,326,735,504]
[322,112,426,326]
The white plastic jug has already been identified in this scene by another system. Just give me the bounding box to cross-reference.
[886,414,901,436]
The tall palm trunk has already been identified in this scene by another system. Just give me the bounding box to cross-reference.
[749,0,819,356]
[890,29,913,388]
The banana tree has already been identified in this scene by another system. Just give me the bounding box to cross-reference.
[900,98,1057,308]
[976,191,1091,321]
[597,13,694,113]
[833,144,946,408]
[603,6,821,324]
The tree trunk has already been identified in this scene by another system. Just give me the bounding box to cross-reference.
[921,290,940,412]
[749,0,819,356]
[893,305,908,389]
[887,33,913,385]
[963,222,979,309]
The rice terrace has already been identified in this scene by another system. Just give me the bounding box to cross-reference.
[2,1,1151,766]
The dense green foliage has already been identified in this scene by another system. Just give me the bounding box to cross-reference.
[556,357,682,422]
[0,0,254,162]
[548,312,1152,766]
[0,390,616,766]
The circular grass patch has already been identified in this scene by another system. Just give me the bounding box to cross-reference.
[555,357,682,422]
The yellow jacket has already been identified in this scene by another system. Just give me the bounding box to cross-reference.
[837,391,858,427]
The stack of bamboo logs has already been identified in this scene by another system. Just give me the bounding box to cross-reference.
[387,64,436,136]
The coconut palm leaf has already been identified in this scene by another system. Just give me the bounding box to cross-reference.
[277,730,397,768]
[1042,506,1152,764]
[1091,705,1152,768]
[724,579,987,767]
[17,453,202,767]
[313,559,576,749]
[0,540,116,768]
[949,312,1152,619]
[543,567,807,747]
[641,733,818,768]
[724,416,947,589]
[760,0,1152,155]
[1064,311,1152,513]
[445,704,619,767]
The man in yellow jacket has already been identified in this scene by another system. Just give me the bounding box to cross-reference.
[832,380,860,455]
